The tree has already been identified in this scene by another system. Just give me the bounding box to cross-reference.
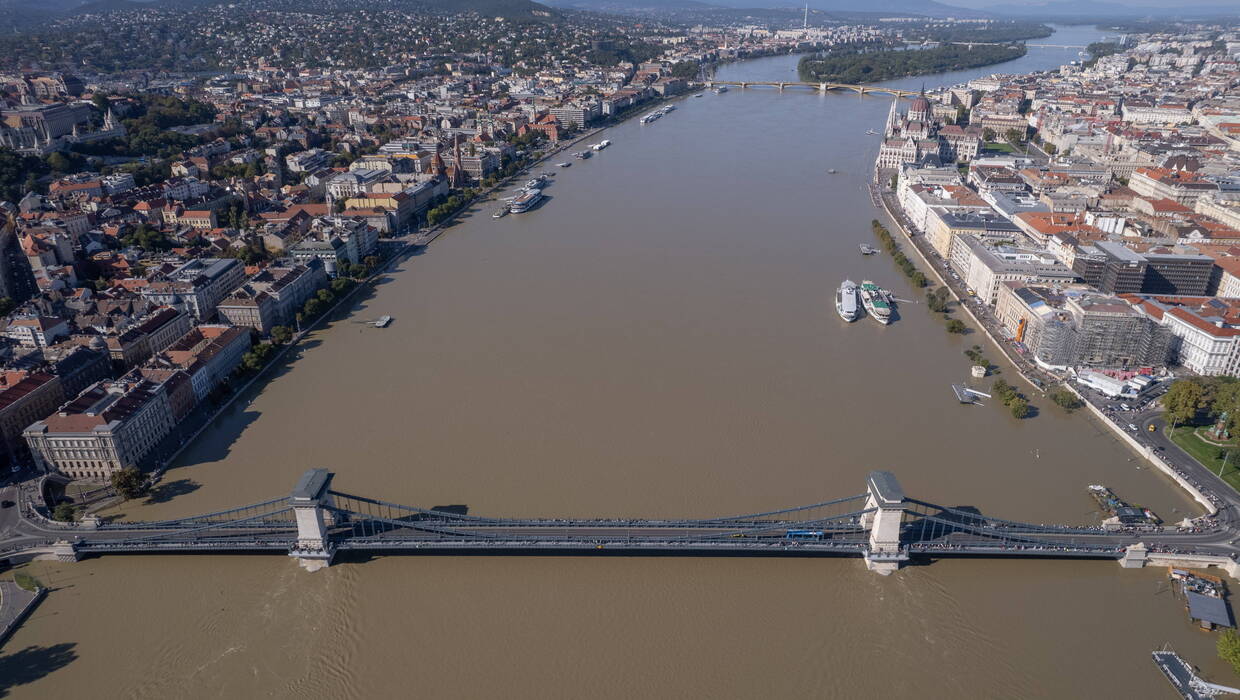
[45,152,73,174]
[330,277,354,295]
[1220,629,1240,675]
[0,297,15,318]
[270,325,293,345]
[1049,387,1083,412]
[52,503,76,522]
[1005,127,1026,144]
[1163,380,1206,426]
[945,318,967,334]
[1009,397,1030,419]
[110,466,147,500]
[982,127,996,142]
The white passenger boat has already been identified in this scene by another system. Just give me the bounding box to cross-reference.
[836,279,859,322]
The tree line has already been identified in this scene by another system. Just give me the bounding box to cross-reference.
[1162,376,1240,432]
[799,44,1027,84]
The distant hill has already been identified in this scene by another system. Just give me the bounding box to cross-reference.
[547,0,989,18]
[0,0,558,28]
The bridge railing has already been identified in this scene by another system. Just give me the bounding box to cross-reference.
[97,497,295,530]
[905,499,1108,535]
[324,506,876,544]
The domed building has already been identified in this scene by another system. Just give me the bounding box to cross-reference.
[908,94,931,124]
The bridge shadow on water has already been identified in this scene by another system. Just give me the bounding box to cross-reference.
[0,643,78,698]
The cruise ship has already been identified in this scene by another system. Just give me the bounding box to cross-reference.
[509,188,543,214]
[859,281,893,325]
[836,280,859,322]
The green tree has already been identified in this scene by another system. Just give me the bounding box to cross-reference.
[1163,380,1206,426]
[945,319,967,334]
[1009,397,1030,419]
[1049,387,1083,412]
[1219,629,1240,675]
[0,297,15,318]
[52,503,76,522]
[330,277,354,295]
[270,325,293,345]
[45,151,73,174]
[110,466,146,500]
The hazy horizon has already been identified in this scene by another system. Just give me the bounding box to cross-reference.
[938,0,1240,9]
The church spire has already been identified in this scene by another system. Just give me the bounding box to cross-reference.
[884,96,899,137]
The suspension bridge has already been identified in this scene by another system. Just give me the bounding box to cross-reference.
[702,80,919,97]
[9,470,1239,576]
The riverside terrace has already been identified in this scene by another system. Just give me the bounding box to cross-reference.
[2,470,1240,577]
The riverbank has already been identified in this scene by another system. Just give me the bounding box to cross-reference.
[0,579,45,648]
[138,88,686,485]
[872,120,1232,519]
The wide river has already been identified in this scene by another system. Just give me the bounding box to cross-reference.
[5,25,1229,699]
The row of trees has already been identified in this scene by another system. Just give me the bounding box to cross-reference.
[871,220,928,288]
[1162,376,1240,431]
[992,379,1031,419]
[926,287,968,334]
[426,190,479,227]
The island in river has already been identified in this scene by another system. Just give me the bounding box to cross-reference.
[799,43,1027,84]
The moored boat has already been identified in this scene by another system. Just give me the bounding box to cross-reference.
[859,280,892,325]
[836,280,859,322]
[509,188,543,214]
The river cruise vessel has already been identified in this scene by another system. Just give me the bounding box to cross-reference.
[509,189,543,214]
[836,280,859,322]
[859,281,892,325]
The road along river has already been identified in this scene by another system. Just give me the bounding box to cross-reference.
[4,25,1226,699]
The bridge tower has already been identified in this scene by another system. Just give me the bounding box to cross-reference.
[289,468,337,572]
[860,471,909,575]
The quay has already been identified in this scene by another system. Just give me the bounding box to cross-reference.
[0,580,46,649]
[4,469,1238,577]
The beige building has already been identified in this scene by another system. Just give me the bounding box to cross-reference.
[24,372,175,479]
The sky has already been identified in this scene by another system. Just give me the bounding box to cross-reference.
[939,0,1240,8]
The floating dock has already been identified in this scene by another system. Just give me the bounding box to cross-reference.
[1153,649,1240,699]
[1089,485,1160,524]
[952,384,990,405]
[1171,569,1235,631]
